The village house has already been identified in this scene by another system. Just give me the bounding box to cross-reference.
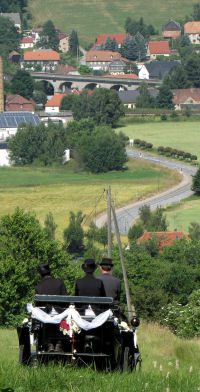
[147,41,170,60]
[118,88,158,109]
[0,112,40,140]
[172,88,200,110]
[94,34,128,49]
[58,33,69,53]
[137,231,190,252]
[108,59,126,74]
[22,50,60,71]
[162,19,181,39]
[138,60,181,79]
[5,95,35,112]
[20,37,34,50]
[86,50,122,71]
[45,94,66,113]
[184,21,200,44]
[0,12,21,32]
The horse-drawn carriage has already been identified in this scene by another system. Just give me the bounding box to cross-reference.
[17,295,141,371]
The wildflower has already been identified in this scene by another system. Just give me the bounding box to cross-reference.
[160,365,163,371]
[166,372,170,379]
[175,360,179,369]
[145,383,149,389]
[166,388,170,392]
[153,361,157,368]
[189,366,193,373]
[168,362,172,366]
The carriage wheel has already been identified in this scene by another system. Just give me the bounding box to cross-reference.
[122,347,130,372]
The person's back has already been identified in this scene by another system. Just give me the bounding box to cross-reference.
[35,263,67,295]
[97,258,121,302]
[75,259,106,297]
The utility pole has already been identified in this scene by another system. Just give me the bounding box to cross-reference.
[111,198,136,322]
[107,185,112,258]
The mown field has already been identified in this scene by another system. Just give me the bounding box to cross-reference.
[28,0,197,46]
[1,323,200,391]
[165,196,200,233]
[118,120,200,159]
[0,159,179,240]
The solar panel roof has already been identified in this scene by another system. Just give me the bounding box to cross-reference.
[0,112,40,128]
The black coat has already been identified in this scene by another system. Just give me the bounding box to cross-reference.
[75,274,106,297]
[97,273,121,302]
[35,275,67,295]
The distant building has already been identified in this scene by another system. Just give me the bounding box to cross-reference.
[22,50,60,71]
[184,21,200,44]
[58,33,69,53]
[118,88,158,109]
[0,112,40,140]
[20,37,34,49]
[139,60,181,79]
[0,12,21,32]
[147,41,170,60]
[86,50,122,71]
[162,19,181,39]
[5,95,35,112]
[172,88,200,110]
[95,34,129,49]
[45,94,66,113]
[137,231,190,251]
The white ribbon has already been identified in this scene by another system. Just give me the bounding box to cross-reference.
[27,303,113,331]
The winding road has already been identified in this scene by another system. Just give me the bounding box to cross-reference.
[96,148,197,235]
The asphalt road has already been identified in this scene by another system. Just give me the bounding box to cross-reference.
[96,148,197,235]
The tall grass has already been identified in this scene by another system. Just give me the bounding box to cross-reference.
[0,322,200,392]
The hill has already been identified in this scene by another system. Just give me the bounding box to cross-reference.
[28,0,197,46]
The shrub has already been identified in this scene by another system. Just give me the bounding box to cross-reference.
[158,146,164,153]
[146,142,153,149]
[161,114,167,121]
[134,138,141,145]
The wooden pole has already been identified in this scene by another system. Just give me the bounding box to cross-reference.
[111,200,135,321]
[107,185,112,258]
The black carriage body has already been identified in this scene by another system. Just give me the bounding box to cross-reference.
[18,295,141,370]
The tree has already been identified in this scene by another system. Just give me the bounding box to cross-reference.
[163,66,190,89]
[76,126,127,173]
[139,205,168,231]
[0,208,70,326]
[124,62,138,75]
[72,88,125,127]
[10,70,34,99]
[135,32,147,61]
[0,16,21,60]
[63,211,85,254]
[184,54,200,87]
[156,85,174,109]
[192,2,200,20]
[8,122,67,166]
[60,94,79,110]
[0,0,27,13]
[78,65,93,75]
[69,29,79,57]
[37,20,59,51]
[188,222,200,241]
[135,82,155,108]
[192,167,200,194]
[128,223,144,243]
[44,212,57,241]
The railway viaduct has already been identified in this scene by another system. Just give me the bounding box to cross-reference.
[31,72,162,93]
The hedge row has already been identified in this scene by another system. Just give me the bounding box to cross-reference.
[134,139,153,150]
[157,146,197,161]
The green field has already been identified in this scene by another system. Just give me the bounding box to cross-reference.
[28,0,198,46]
[1,323,200,391]
[165,196,200,233]
[118,120,200,158]
[0,159,179,239]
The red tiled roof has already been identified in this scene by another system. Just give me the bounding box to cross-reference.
[148,41,170,55]
[58,33,68,41]
[86,50,121,62]
[21,37,34,43]
[24,50,60,61]
[45,94,66,107]
[96,34,128,45]
[5,94,35,111]
[137,231,190,250]
[184,21,200,34]
[172,88,200,104]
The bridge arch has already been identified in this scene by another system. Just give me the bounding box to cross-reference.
[59,81,73,92]
[110,84,127,91]
[36,79,54,95]
[84,83,99,90]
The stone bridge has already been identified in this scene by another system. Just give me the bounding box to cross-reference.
[32,72,161,94]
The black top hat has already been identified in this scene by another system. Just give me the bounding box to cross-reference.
[38,263,51,276]
[82,259,97,273]
[100,258,113,267]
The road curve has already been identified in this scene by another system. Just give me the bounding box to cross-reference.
[95,148,197,235]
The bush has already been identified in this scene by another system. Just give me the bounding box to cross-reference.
[146,142,153,149]
[158,146,164,153]
[161,114,167,121]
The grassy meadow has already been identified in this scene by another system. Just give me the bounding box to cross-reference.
[165,196,200,233]
[28,0,198,46]
[118,120,200,159]
[0,323,200,391]
[0,159,179,240]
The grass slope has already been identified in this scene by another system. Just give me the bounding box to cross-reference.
[0,159,179,240]
[1,323,200,391]
[165,196,200,233]
[28,0,197,45]
[118,120,200,158]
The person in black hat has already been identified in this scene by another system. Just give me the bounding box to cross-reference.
[75,259,106,297]
[35,263,67,295]
[97,258,121,303]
